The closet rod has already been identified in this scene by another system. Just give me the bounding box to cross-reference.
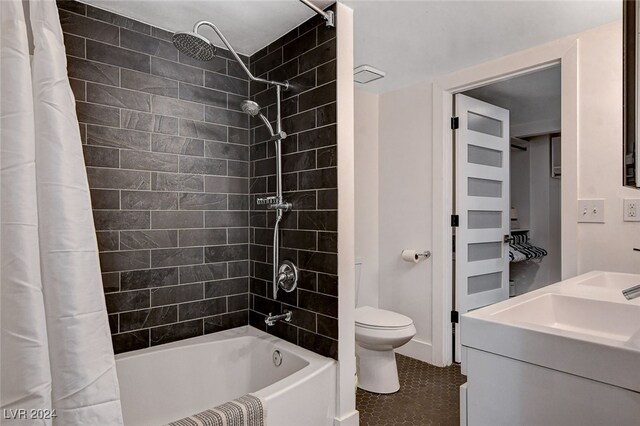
[510,144,527,151]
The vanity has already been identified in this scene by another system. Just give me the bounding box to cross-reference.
[459,271,640,426]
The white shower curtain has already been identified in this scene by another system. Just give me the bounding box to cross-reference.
[1,0,123,424]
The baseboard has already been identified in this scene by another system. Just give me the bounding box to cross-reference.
[395,338,433,364]
[334,410,359,426]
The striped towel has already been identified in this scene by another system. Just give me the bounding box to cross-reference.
[166,394,266,426]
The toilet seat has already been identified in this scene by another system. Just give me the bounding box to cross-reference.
[355,306,413,330]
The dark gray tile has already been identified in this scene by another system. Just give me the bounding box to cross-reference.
[120,150,179,173]
[317,273,337,296]
[87,167,150,190]
[75,102,120,126]
[205,106,248,129]
[120,230,178,250]
[179,156,226,175]
[151,283,203,306]
[316,103,336,127]
[152,95,204,120]
[179,119,226,142]
[152,135,204,157]
[100,250,150,273]
[96,231,119,251]
[228,293,248,311]
[282,151,316,173]
[317,189,337,209]
[151,211,203,229]
[228,261,249,278]
[299,168,337,190]
[87,125,151,151]
[121,29,176,61]
[316,60,336,86]
[87,83,151,112]
[318,231,337,253]
[179,229,227,247]
[204,311,247,334]
[67,56,119,85]
[86,6,151,35]
[204,72,248,96]
[150,319,202,346]
[179,193,227,210]
[316,146,336,168]
[204,244,248,263]
[205,141,248,161]
[120,306,177,332]
[179,52,227,74]
[121,69,179,97]
[153,115,179,135]
[299,329,337,359]
[122,110,153,131]
[179,263,228,284]
[151,57,203,85]
[151,172,203,193]
[120,190,178,210]
[299,81,336,112]
[299,38,335,73]
[60,10,119,45]
[63,33,85,58]
[105,289,150,312]
[179,83,227,108]
[228,127,249,145]
[83,145,119,168]
[284,28,317,62]
[93,210,150,230]
[90,188,120,209]
[298,250,337,275]
[284,190,316,210]
[205,211,248,228]
[152,27,173,42]
[299,211,337,231]
[281,230,316,251]
[253,48,282,77]
[228,194,248,210]
[112,330,149,354]
[86,40,150,73]
[57,1,86,15]
[69,78,85,101]
[120,267,179,290]
[151,247,203,267]
[178,297,226,321]
[298,124,336,151]
[205,277,248,298]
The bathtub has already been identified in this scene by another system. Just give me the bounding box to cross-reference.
[115,326,336,426]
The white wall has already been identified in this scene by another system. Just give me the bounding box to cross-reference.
[354,90,379,308]
[377,82,434,362]
[369,20,639,365]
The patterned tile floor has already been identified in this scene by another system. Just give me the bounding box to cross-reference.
[357,354,467,426]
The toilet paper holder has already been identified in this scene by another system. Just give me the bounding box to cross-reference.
[401,249,431,263]
[416,251,431,259]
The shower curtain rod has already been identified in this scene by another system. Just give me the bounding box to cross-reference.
[298,0,335,27]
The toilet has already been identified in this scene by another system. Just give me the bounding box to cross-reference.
[355,306,416,394]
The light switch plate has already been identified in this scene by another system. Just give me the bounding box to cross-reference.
[623,199,640,222]
[578,199,605,223]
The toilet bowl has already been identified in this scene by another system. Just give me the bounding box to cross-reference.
[355,306,416,394]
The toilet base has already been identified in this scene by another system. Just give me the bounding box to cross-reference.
[356,344,400,394]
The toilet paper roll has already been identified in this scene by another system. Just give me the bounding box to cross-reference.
[401,249,420,263]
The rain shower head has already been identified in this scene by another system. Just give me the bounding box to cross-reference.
[172,31,216,61]
[240,100,261,117]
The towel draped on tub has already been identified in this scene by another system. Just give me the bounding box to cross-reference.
[166,394,266,426]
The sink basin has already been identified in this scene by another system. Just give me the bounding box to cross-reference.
[575,271,640,290]
[491,294,640,345]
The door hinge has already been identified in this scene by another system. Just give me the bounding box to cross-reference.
[451,214,459,227]
[451,117,459,129]
[451,310,459,323]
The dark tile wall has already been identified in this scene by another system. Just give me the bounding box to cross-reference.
[57,1,252,353]
[247,9,339,359]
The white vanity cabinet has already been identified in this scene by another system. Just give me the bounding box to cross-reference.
[460,271,640,426]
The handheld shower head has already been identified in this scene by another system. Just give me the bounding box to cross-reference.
[172,31,216,61]
[240,100,261,117]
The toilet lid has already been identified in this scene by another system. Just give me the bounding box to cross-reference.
[355,306,413,329]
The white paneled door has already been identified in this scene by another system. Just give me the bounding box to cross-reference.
[454,94,510,363]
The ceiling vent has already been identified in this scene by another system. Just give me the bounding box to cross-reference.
[354,65,385,84]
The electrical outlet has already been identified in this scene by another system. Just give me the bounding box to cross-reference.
[623,199,640,222]
[578,199,605,223]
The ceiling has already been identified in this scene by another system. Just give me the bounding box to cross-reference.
[81,0,334,56]
[464,65,561,128]
[80,1,621,93]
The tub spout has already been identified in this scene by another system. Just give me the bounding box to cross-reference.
[265,310,292,326]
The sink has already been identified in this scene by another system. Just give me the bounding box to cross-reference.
[574,271,640,290]
[490,293,640,345]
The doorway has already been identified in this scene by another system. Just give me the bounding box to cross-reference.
[430,38,579,367]
[452,66,563,362]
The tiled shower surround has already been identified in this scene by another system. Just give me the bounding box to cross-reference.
[58,1,338,358]
[247,9,339,359]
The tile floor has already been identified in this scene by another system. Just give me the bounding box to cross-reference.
[356,354,466,426]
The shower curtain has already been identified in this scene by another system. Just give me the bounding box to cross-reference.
[1,0,123,424]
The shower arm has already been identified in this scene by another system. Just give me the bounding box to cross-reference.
[194,21,289,89]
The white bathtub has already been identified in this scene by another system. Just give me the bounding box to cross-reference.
[115,326,336,426]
